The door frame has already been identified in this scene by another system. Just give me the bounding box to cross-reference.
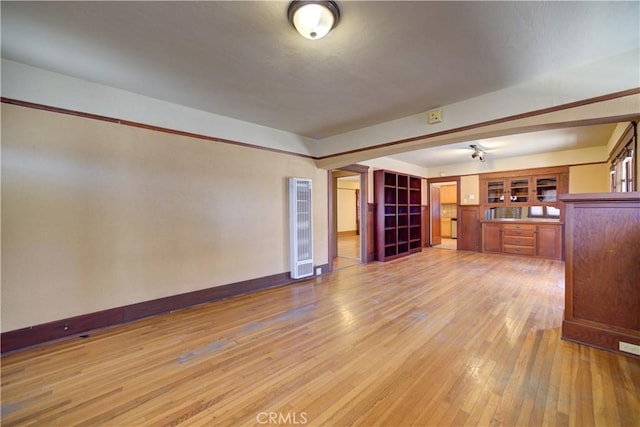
[430,185,442,246]
[328,164,369,272]
[426,176,461,247]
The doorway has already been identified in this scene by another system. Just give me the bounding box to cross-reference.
[335,174,361,269]
[429,181,458,250]
[329,166,369,271]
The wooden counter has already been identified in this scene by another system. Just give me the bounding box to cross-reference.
[480,219,564,260]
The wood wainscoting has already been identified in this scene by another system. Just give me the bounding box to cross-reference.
[458,205,480,251]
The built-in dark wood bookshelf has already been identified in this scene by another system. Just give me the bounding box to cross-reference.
[374,170,422,261]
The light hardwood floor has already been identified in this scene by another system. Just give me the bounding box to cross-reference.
[334,231,361,270]
[2,249,639,426]
[433,237,457,251]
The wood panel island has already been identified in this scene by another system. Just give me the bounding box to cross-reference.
[560,192,640,358]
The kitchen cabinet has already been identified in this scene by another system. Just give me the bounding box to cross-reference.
[481,221,563,260]
[502,223,535,256]
[467,166,570,255]
[482,178,531,205]
[535,224,563,259]
[480,167,568,212]
[440,185,457,204]
[509,178,530,204]
[533,175,559,203]
[481,222,502,254]
[441,218,452,238]
[484,179,506,205]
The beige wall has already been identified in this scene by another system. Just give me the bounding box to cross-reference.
[1,104,328,331]
[460,175,480,205]
[337,179,359,232]
[606,123,630,157]
[569,163,610,193]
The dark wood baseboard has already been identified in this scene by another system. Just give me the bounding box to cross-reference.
[562,319,640,359]
[1,264,329,354]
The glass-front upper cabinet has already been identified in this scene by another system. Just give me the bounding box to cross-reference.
[534,176,558,203]
[484,177,535,205]
[509,178,530,203]
[486,179,506,204]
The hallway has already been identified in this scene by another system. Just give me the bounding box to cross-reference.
[333,231,361,270]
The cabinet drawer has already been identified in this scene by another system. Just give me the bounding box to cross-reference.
[502,223,535,231]
[503,235,534,247]
[503,245,535,256]
[503,227,535,237]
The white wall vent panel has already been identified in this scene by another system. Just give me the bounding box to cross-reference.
[289,177,314,279]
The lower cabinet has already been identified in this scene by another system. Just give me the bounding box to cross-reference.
[441,218,452,238]
[481,223,502,253]
[481,221,563,260]
[535,224,563,259]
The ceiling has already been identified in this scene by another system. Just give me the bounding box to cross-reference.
[1,1,639,166]
[387,123,618,168]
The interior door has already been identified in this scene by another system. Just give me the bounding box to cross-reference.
[430,186,441,246]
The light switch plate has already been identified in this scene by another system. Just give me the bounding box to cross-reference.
[428,109,443,124]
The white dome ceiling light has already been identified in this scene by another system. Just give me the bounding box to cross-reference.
[288,1,340,40]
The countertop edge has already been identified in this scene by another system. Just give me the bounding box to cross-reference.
[480,219,564,225]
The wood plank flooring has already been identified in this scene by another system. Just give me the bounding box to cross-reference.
[2,249,639,426]
[433,237,457,251]
[334,231,361,270]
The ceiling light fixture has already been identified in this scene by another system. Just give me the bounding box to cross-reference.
[288,1,340,40]
[470,144,486,162]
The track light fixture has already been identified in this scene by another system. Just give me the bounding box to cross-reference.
[288,1,340,40]
[470,144,486,162]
